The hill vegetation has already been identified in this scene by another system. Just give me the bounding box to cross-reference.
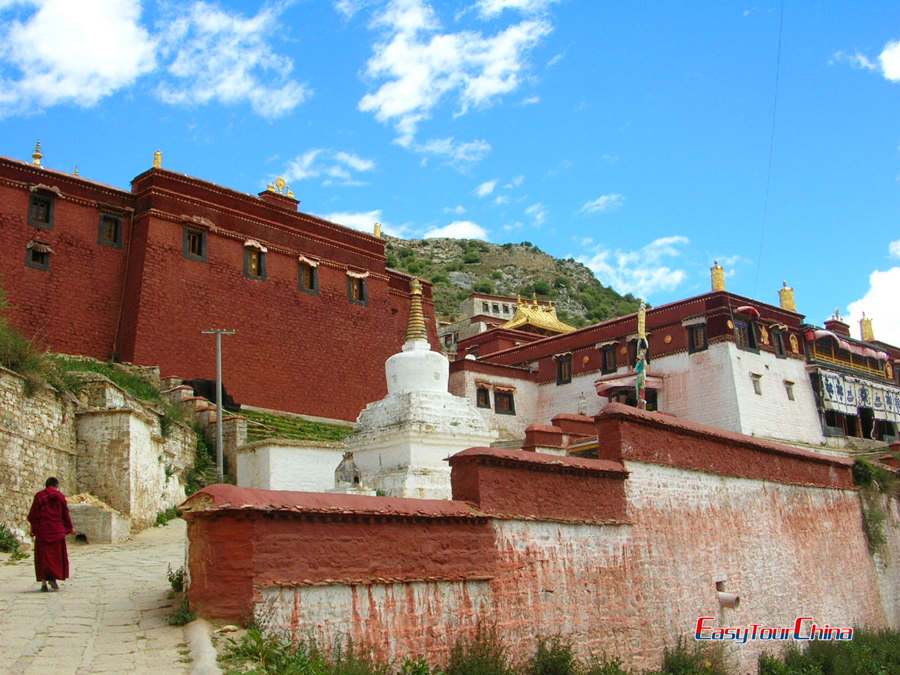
[385,237,643,327]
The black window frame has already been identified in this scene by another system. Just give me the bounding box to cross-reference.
[494,390,516,415]
[244,247,267,281]
[98,213,123,249]
[688,324,707,353]
[750,373,762,395]
[772,329,786,358]
[183,227,207,262]
[784,380,795,401]
[298,261,319,295]
[347,276,368,306]
[28,191,55,229]
[734,319,758,351]
[476,387,491,409]
[556,354,573,385]
[25,242,51,271]
[601,345,617,374]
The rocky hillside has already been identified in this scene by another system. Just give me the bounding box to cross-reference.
[384,237,643,327]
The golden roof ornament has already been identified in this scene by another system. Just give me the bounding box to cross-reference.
[73,166,79,176]
[711,260,725,291]
[860,313,875,342]
[153,150,162,168]
[405,278,428,343]
[778,280,796,312]
[374,222,382,238]
[32,141,43,166]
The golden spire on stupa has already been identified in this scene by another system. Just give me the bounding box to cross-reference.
[32,141,43,166]
[405,278,428,343]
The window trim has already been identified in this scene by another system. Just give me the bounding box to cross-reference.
[772,329,786,358]
[556,354,573,385]
[601,345,617,374]
[25,241,51,271]
[97,213,123,249]
[28,191,55,230]
[494,390,516,415]
[734,318,758,352]
[784,380,795,401]
[476,387,491,409]
[183,227,208,262]
[347,274,368,306]
[688,324,708,353]
[244,247,267,281]
[750,373,762,395]
[298,260,319,295]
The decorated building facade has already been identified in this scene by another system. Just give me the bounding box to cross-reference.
[0,146,436,422]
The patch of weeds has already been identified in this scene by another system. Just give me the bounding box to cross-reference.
[446,623,512,675]
[647,637,730,675]
[155,507,180,527]
[0,523,27,561]
[186,424,219,494]
[853,459,895,553]
[399,656,434,675]
[759,628,900,674]
[525,635,578,675]
[584,655,632,674]
[167,564,186,593]
[168,594,195,626]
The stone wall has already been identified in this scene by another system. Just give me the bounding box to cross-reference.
[0,367,195,537]
[0,367,77,539]
[182,406,899,673]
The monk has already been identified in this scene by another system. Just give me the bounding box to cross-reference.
[27,477,74,592]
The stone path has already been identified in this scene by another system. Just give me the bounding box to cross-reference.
[0,519,193,674]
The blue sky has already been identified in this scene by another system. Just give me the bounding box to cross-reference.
[1,0,899,343]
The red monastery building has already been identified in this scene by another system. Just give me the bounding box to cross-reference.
[0,146,437,421]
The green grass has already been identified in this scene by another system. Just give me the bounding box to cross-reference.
[169,594,195,626]
[241,409,354,444]
[185,425,218,494]
[759,628,900,674]
[0,523,27,561]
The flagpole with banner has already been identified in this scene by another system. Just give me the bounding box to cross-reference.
[635,301,647,410]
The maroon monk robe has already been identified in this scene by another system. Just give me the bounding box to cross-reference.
[27,487,73,582]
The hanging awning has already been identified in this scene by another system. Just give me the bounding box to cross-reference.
[594,372,664,396]
[814,368,900,422]
[734,305,760,318]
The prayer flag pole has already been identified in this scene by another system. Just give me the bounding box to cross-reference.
[202,328,235,483]
[635,302,647,410]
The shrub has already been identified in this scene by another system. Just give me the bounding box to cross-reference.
[525,635,578,675]
[473,280,494,294]
[446,623,511,675]
[167,564,186,592]
[462,252,480,264]
[168,594,195,626]
[0,523,27,561]
[759,628,900,674]
[155,507,180,527]
[650,638,730,674]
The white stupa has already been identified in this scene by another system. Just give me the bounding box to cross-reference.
[345,278,495,499]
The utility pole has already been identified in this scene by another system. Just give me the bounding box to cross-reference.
[201,329,235,483]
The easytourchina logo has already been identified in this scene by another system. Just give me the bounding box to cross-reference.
[695,617,853,644]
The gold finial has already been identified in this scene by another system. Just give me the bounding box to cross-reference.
[268,176,294,196]
[153,150,162,168]
[405,278,428,343]
[778,280,796,312]
[711,260,725,291]
[32,141,43,166]
[532,292,538,308]
[73,166,79,176]
[374,222,382,238]
[266,183,277,192]
[860,313,875,342]
[287,189,295,199]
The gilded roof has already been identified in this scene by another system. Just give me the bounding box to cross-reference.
[501,299,576,334]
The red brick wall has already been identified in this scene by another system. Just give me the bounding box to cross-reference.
[1,158,436,421]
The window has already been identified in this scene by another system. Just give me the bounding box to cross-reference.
[492,303,500,313]
[556,354,572,385]
[28,192,54,229]
[495,391,515,415]
[348,275,368,306]
[244,248,266,280]
[476,387,491,408]
[734,319,757,350]
[784,380,795,401]
[601,345,617,374]
[503,304,510,314]
[750,373,762,395]
[98,214,122,248]
[298,261,319,294]
[183,227,207,262]
[772,330,786,358]
[25,241,51,270]
[482,302,489,312]
[688,324,707,353]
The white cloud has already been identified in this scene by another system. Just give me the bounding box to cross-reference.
[475,0,559,19]
[281,148,375,185]
[414,136,491,165]
[547,51,563,67]
[358,0,551,146]
[444,204,466,214]
[321,209,409,238]
[889,239,900,259]
[494,195,509,204]
[0,0,156,115]
[525,202,547,225]
[476,179,497,196]
[880,40,900,81]
[847,268,900,345]
[424,220,488,239]
[830,50,877,71]
[506,175,524,187]
[576,236,690,298]
[521,95,540,105]
[581,193,625,214]
[502,221,523,231]
[156,2,310,119]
